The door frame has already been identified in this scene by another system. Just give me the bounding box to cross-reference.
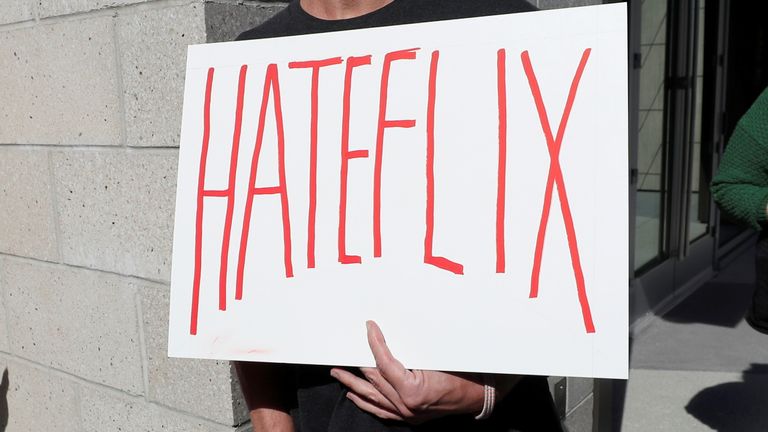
[595,0,738,430]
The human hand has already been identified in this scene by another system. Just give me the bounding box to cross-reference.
[329,320,486,424]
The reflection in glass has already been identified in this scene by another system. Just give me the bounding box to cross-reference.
[688,3,708,242]
[635,0,669,270]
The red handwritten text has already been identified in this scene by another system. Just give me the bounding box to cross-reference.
[190,48,596,336]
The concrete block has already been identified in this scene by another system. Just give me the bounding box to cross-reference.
[204,2,286,43]
[0,280,8,353]
[80,386,237,431]
[564,393,593,432]
[566,377,593,412]
[2,357,81,431]
[142,284,248,425]
[52,150,177,280]
[235,423,254,432]
[0,0,34,25]
[0,16,123,145]
[0,148,58,262]
[0,258,144,394]
[117,3,207,147]
[37,0,149,18]
[548,376,566,418]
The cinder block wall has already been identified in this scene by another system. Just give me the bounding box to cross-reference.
[0,1,282,430]
[0,0,601,431]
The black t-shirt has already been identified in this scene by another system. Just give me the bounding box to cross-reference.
[236,1,563,431]
[237,0,536,40]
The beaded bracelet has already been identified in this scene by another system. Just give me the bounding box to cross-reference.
[474,375,497,420]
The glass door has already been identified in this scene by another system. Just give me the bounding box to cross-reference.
[630,0,721,323]
[599,2,746,429]
[633,0,669,271]
[634,0,670,273]
[688,0,710,244]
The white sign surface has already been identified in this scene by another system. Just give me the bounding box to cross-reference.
[169,4,628,379]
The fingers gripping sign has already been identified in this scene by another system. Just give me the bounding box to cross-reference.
[330,321,486,424]
[329,366,404,421]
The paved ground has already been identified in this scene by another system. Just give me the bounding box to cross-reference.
[619,247,768,431]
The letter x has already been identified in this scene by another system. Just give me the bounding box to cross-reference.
[521,49,595,334]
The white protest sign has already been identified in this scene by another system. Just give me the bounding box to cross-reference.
[169,4,628,379]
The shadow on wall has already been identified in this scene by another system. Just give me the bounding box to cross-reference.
[0,368,8,431]
[685,364,768,432]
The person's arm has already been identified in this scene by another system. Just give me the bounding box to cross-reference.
[330,321,521,424]
[234,361,296,432]
[711,120,768,231]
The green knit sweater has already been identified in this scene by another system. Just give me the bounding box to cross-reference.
[712,87,768,231]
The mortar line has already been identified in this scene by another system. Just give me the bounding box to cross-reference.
[565,382,593,417]
[0,143,179,151]
[0,0,288,32]
[0,351,144,398]
[0,17,36,29]
[565,391,593,418]
[31,0,40,23]
[0,0,198,32]
[0,352,236,429]
[0,252,170,287]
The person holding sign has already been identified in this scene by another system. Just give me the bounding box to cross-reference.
[233,1,565,431]
[712,86,768,335]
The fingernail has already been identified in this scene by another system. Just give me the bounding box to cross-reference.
[366,320,372,331]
